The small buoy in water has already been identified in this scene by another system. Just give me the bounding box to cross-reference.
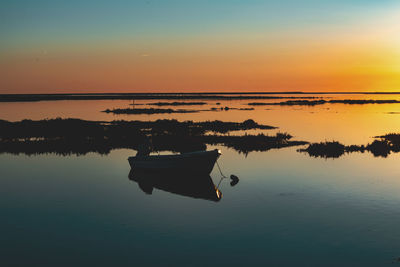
[230,174,239,186]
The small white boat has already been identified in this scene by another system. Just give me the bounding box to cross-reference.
[128,149,221,175]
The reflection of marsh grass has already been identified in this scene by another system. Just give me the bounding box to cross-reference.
[299,134,400,158]
[0,118,304,155]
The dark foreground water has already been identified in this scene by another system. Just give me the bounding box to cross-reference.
[2,146,400,266]
[2,94,400,266]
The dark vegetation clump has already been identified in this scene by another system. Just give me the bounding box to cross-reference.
[4,118,399,158]
[103,108,199,114]
[299,134,400,158]
[146,102,207,106]
[193,119,276,134]
[204,133,306,155]
[105,106,255,115]
[0,118,299,156]
[209,106,254,112]
[248,99,400,106]
[366,140,391,157]
[299,141,346,158]
[249,100,327,106]
[330,99,400,104]
[375,133,400,148]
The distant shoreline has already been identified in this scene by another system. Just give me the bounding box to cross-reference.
[2,91,400,96]
[1,92,400,102]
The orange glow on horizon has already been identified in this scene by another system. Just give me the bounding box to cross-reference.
[1,10,400,94]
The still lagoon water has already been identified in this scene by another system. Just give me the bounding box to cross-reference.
[1,94,400,266]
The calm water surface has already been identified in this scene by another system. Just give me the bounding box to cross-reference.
[1,94,400,266]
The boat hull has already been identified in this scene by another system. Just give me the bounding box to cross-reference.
[128,149,221,175]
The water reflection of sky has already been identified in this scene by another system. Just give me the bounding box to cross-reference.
[1,94,400,144]
[1,145,400,266]
[1,95,400,265]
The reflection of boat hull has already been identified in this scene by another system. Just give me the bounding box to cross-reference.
[128,149,221,175]
[129,169,222,202]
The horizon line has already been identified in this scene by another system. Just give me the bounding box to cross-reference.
[2,91,400,96]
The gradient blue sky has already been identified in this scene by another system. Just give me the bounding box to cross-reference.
[1,0,400,93]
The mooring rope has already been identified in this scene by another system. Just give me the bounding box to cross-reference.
[216,160,227,179]
[215,159,228,190]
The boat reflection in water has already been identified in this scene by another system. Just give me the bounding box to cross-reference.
[127,149,239,201]
[128,169,222,201]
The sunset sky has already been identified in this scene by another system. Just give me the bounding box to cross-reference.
[1,0,400,93]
